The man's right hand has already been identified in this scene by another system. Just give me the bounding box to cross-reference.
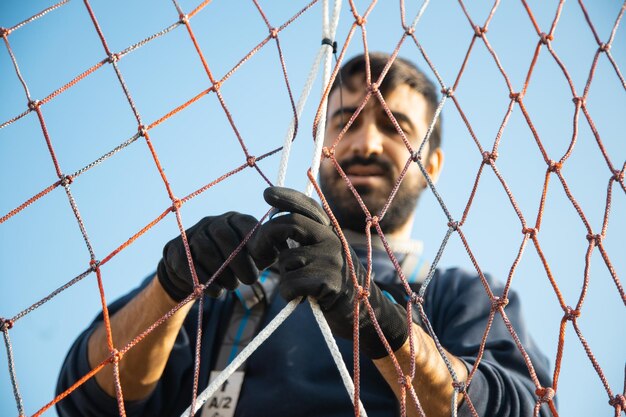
[157,212,261,302]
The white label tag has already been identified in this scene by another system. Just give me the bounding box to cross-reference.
[200,371,245,417]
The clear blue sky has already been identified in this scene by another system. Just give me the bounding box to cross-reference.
[0,1,624,416]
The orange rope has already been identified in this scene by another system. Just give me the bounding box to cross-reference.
[0,1,623,416]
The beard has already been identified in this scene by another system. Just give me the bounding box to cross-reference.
[319,154,423,234]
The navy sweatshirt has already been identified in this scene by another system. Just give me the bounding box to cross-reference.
[56,248,552,417]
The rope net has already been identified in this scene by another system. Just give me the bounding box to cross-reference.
[0,1,624,416]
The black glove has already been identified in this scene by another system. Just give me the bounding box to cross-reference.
[157,212,261,302]
[251,187,409,359]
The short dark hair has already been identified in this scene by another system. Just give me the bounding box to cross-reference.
[329,52,442,153]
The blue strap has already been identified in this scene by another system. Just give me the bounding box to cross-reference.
[382,290,398,304]
[227,308,252,365]
[227,270,270,364]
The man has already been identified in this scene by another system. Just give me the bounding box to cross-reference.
[57,53,552,417]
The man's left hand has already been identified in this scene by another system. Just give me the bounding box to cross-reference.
[251,186,409,359]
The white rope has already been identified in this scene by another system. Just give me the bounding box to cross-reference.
[309,298,368,416]
[304,0,341,197]
[182,2,358,416]
[295,1,369,414]
[301,1,368,414]
[180,298,301,417]
[410,0,431,28]
[278,0,342,189]
[275,48,324,186]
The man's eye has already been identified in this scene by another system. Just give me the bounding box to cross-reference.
[334,119,347,130]
[383,123,398,134]
[399,124,412,136]
[381,122,404,136]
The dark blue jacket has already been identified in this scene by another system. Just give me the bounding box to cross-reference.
[56,250,551,416]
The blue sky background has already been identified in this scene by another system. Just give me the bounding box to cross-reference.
[0,1,624,416]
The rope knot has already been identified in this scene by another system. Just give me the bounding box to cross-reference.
[613,169,624,182]
[409,292,423,305]
[269,27,278,39]
[609,394,626,410]
[322,146,334,159]
[452,381,467,393]
[441,87,454,97]
[205,82,219,93]
[411,151,421,163]
[572,96,585,107]
[368,82,379,93]
[397,374,412,389]
[356,285,370,301]
[509,92,522,102]
[179,13,189,24]
[246,155,256,167]
[474,25,486,37]
[107,53,120,63]
[482,151,497,165]
[586,233,602,245]
[138,124,148,137]
[355,16,367,26]
[60,175,74,187]
[522,227,537,238]
[0,317,14,332]
[28,100,41,111]
[321,38,337,53]
[491,296,509,310]
[89,259,101,271]
[366,215,379,227]
[447,221,459,231]
[599,43,610,52]
[172,199,183,211]
[110,349,123,364]
[563,306,580,321]
[539,32,553,45]
[193,284,205,298]
[404,26,415,36]
[0,27,9,38]
[548,160,562,172]
[536,386,555,403]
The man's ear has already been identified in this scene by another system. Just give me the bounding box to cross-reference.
[425,147,444,184]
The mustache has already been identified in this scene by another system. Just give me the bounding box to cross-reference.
[338,154,395,177]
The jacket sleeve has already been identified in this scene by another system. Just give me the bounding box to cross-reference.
[424,268,553,417]
[55,275,195,417]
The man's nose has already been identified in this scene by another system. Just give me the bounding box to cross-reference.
[349,121,384,157]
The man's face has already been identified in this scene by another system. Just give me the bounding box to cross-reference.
[319,80,435,234]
